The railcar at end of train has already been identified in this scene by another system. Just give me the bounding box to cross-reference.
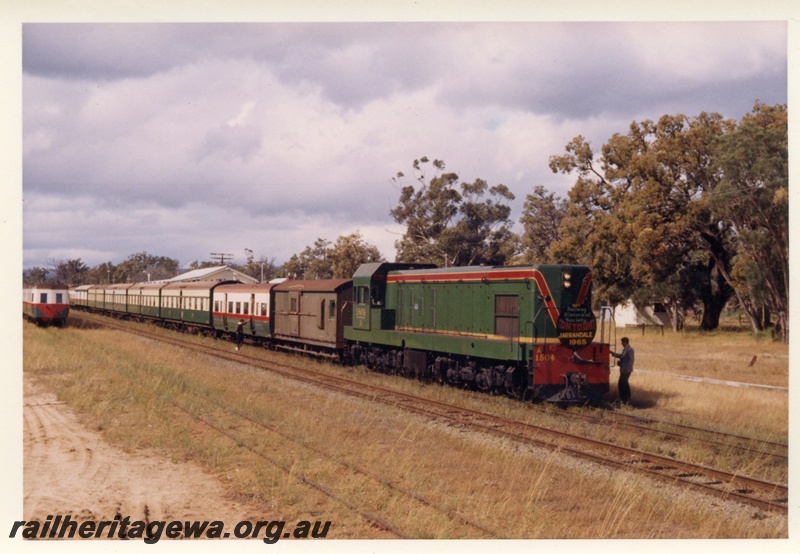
[23,286,70,327]
[343,262,611,403]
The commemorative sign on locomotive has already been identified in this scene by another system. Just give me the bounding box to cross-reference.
[556,304,598,350]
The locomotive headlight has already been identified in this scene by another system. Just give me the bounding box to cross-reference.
[562,272,572,288]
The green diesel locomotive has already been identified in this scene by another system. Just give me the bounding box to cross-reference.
[344,263,610,402]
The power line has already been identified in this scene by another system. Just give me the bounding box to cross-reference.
[210,252,234,264]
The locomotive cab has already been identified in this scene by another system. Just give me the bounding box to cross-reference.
[350,262,436,333]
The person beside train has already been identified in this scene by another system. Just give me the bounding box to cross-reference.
[235,319,246,351]
[611,337,634,404]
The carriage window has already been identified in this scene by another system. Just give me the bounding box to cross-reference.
[290,298,298,312]
[40,293,48,303]
[235,302,241,314]
[318,299,325,329]
[243,302,249,315]
[56,293,63,303]
[329,300,336,320]
[261,303,267,317]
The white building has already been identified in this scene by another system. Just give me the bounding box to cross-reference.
[601,300,671,327]
[166,266,258,284]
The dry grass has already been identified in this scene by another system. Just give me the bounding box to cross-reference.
[22,322,788,539]
[616,323,788,386]
[605,325,788,442]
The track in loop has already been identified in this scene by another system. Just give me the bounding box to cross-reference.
[75,313,789,514]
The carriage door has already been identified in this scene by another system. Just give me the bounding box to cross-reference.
[248,294,255,332]
[222,292,229,329]
[288,291,301,336]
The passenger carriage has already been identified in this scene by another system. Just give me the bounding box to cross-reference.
[128,282,168,319]
[68,284,93,309]
[212,282,275,340]
[86,283,134,314]
[160,281,224,327]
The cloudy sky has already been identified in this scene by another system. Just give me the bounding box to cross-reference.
[11,4,793,273]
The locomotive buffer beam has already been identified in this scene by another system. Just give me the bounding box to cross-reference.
[547,372,589,403]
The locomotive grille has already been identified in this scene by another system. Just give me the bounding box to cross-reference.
[494,294,519,337]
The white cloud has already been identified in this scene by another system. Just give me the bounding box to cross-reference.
[20,21,788,270]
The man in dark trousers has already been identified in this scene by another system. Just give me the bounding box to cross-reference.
[235,319,246,351]
[611,337,634,404]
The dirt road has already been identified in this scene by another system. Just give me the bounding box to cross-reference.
[22,373,263,535]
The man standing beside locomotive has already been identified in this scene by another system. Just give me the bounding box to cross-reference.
[611,337,634,404]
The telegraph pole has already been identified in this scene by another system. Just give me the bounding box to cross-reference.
[210,252,234,265]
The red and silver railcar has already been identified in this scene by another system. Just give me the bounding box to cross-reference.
[23,286,70,326]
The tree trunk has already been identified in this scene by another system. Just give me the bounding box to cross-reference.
[697,266,735,331]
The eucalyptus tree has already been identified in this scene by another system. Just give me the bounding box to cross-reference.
[329,231,384,279]
[282,232,384,280]
[390,157,518,267]
[53,258,90,286]
[282,238,333,280]
[516,185,568,265]
[710,102,788,341]
[548,111,738,331]
[113,252,180,283]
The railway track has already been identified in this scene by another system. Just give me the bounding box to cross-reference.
[576,406,788,459]
[522,403,788,485]
[73,312,789,514]
[174,399,503,539]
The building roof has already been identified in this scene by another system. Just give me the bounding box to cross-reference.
[166,266,258,284]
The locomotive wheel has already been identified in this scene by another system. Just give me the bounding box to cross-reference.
[506,367,528,399]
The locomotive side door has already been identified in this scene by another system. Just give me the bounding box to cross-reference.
[495,294,520,338]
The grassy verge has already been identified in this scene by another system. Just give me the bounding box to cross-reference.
[22,322,788,538]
